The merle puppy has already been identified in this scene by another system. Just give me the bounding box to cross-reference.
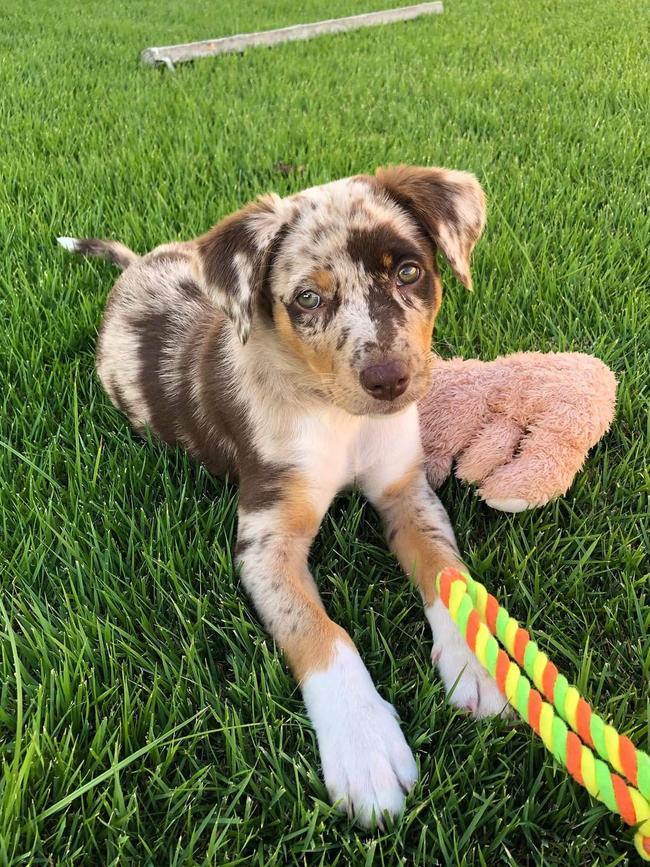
[59,165,506,827]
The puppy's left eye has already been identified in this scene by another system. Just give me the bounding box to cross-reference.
[396,263,421,285]
[296,290,321,310]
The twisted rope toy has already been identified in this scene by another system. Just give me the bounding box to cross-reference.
[435,567,650,859]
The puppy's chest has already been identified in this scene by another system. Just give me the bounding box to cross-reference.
[283,404,422,494]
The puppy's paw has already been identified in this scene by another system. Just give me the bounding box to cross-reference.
[427,598,510,718]
[302,642,417,828]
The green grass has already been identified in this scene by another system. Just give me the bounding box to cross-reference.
[1,0,649,863]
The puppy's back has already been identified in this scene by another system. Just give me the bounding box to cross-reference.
[94,244,237,475]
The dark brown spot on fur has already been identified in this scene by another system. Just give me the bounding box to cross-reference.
[110,376,134,417]
[235,536,254,557]
[349,201,371,220]
[376,169,462,238]
[197,197,292,340]
[178,278,203,301]
[346,225,425,277]
[320,292,341,329]
[130,310,177,442]
[121,298,294,497]
[194,321,291,507]
[175,317,235,476]
[238,465,286,512]
[366,284,406,347]
[198,200,274,298]
[258,220,296,324]
[336,327,350,350]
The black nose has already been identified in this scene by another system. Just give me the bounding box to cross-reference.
[360,360,410,401]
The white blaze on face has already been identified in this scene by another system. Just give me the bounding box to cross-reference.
[338,293,378,349]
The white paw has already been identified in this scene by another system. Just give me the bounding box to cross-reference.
[302,641,418,828]
[427,599,509,717]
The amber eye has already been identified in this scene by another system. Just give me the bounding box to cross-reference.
[295,290,321,310]
[396,263,421,285]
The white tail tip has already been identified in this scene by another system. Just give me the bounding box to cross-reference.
[57,236,79,251]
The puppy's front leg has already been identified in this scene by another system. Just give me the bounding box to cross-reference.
[362,464,507,717]
[236,474,417,826]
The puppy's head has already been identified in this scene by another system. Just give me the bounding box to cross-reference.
[195,166,485,415]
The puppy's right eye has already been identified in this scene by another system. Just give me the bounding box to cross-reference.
[396,263,421,285]
[296,290,321,310]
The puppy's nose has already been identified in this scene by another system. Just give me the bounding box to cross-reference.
[360,360,410,401]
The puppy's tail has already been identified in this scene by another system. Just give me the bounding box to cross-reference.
[57,236,138,271]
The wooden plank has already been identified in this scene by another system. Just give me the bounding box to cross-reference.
[141,3,443,68]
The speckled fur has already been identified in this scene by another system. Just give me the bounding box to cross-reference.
[61,166,497,826]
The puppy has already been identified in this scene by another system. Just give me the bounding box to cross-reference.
[59,166,506,827]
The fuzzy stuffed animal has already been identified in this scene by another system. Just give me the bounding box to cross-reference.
[418,352,617,512]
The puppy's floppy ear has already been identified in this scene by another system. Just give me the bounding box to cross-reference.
[375,165,486,290]
[195,194,288,343]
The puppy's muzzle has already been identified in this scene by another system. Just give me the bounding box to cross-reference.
[360,359,410,401]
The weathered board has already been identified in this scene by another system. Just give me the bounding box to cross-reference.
[141,3,444,69]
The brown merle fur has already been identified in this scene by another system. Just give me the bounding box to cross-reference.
[62,165,496,824]
[88,165,486,609]
[88,166,486,546]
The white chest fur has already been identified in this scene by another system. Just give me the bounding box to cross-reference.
[282,402,423,502]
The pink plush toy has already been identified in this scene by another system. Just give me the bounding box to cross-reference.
[419,351,617,512]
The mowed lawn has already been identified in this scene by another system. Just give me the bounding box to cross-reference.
[1,0,649,863]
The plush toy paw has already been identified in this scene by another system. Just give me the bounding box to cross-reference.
[418,352,616,511]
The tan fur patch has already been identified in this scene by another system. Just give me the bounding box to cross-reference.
[278,474,321,538]
[390,523,461,605]
[431,271,443,316]
[381,463,421,500]
[380,472,463,605]
[408,307,436,357]
[284,608,353,682]
[309,269,334,293]
[274,302,336,377]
